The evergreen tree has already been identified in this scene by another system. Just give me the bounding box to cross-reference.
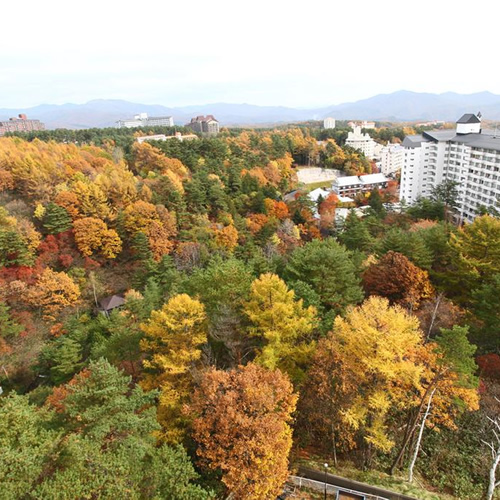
[43,202,72,234]
[285,238,363,321]
[0,230,34,267]
[338,211,373,252]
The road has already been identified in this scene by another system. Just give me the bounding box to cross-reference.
[297,466,418,500]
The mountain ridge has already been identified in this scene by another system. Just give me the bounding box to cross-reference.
[1,90,500,129]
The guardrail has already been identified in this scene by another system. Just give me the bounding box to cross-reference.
[289,475,389,499]
[297,467,418,500]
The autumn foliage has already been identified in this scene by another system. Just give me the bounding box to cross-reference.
[189,363,297,500]
[362,251,434,308]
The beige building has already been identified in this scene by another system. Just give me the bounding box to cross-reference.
[0,114,45,136]
[187,115,220,135]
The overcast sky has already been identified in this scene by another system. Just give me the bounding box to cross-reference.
[2,0,499,109]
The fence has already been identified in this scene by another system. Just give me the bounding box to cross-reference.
[289,475,389,500]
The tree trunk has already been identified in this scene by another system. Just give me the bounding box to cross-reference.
[331,424,338,467]
[485,450,499,500]
[427,293,443,340]
[408,388,436,483]
[390,384,436,475]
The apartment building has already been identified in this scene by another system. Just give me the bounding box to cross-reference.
[323,117,336,129]
[0,114,45,136]
[379,143,404,176]
[345,125,377,159]
[401,113,500,223]
[117,113,174,128]
[186,115,219,135]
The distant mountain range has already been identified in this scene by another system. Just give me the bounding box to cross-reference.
[2,91,500,129]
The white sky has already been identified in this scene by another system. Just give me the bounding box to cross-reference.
[2,0,499,108]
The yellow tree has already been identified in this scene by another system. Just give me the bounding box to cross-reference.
[214,224,238,253]
[243,273,317,383]
[140,294,207,443]
[124,201,177,260]
[188,363,297,500]
[73,217,122,259]
[300,296,427,458]
[28,269,81,321]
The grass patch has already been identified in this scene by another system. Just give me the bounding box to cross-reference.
[301,180,333,191]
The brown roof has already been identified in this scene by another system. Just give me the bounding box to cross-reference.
[98,295,126,311]
[191,115,218,123]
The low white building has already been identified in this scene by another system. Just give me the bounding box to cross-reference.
[333,173,389,196]
[379,143,404,176]
[308,188,331,203]
[323,117,336,129]
[136,132,198,144]
[345,125,377,159]
[117,113,174,128]
[401,112,500,223]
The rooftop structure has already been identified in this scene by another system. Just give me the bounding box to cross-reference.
[0,114,45,136]
[401,113,500,223]
[117,113,174,128]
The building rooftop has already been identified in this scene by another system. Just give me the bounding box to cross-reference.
[359,173,389,184]
[403,129,500,152]
[338,195,355,203]
[457,113,481,124]
[308,188,331,202]
[336,176,362,186]
[422,130,457,142]
[98,295,125,312]
[191,115,218,123]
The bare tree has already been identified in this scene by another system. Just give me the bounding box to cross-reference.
[482,398,500,500]
[408,388,436,483]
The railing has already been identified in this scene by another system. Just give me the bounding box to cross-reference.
[288,475,389,500]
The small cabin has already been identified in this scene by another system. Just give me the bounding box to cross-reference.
[98,295,125,317]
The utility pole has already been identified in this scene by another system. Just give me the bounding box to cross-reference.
[323,463,329,499]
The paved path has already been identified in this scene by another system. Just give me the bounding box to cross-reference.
[297,466,418,500]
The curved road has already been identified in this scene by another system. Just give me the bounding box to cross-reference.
[297,466,419,500]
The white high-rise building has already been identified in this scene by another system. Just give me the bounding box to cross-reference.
[345,125,377,159]
[401,113,500,223]
[379,143,404,176]
[323,117,336,129]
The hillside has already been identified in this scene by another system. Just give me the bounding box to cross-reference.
[2,91,500,129]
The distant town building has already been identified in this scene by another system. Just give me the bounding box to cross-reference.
[117,113,174,128]
[348,120,376,130]
[136,132,198,144]
[333,173,389,197]
[345,125,377,159]
[379,143,404,176]
[323,117,336,129]
[0,114,45,136]
[187,115,220,135]
[401,112,500,223]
